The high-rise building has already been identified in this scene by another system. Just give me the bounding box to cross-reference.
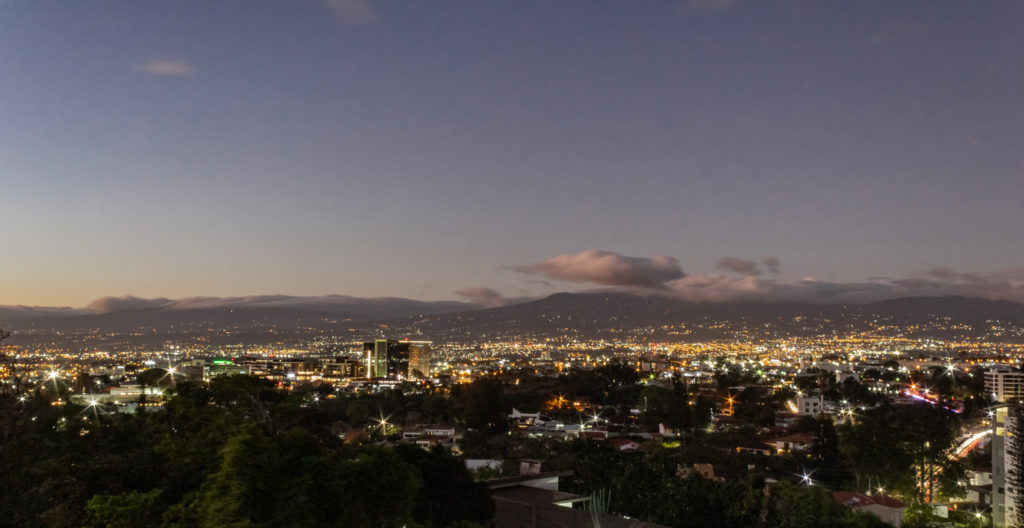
[365,340,389,378]
[986,368,1024,402]
[407,341,432,379]
[364,340,421,379]
[993,404,1020,527]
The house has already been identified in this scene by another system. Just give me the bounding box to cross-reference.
[606,438,640,451]
[773,433,814,453]
[403,425,457,448]
[510,408,543,427]
[677,463,724,482]
[833,491,907,527]
[489,472,668,528]
[342,429,364,444]
[465,459,502,472]
[951,467,993,505]
[774,412,800,427]
[520,459,545,476]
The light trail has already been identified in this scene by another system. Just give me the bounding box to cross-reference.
[953,430,991,460]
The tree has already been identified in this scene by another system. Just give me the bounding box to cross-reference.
[457,377,507,441]
[764,481,890,528]
[84,489,162,528]
[810,417,845,487]
[395,444,494,527]
[841,404,965,503]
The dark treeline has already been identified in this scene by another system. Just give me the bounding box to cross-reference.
[0,357,990,527]
[0,375,492,527]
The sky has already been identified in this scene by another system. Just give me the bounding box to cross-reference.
[1,0,1022,307]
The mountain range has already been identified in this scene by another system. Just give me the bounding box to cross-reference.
[2,293,1024,338]
[0,295,481,332]
[393,292,1024,340]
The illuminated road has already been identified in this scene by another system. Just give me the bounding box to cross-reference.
[952,428,991,460]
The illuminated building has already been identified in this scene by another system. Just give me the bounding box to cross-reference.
[992,404,1019,528]
[323,357,362,380]
[407,340,432,379]
[206,358,250,379]
[363,340,411,379]
[986,368,1024,402]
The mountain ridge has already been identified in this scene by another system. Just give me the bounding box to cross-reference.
[2,293,1023,336]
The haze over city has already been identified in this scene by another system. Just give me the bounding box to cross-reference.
[2,0,1022,308]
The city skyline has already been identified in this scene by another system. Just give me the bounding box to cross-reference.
[2,1,1022,307]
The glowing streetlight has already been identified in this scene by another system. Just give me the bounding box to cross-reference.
[374,410,394,435]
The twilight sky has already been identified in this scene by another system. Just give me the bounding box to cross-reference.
[1,0,1022,307]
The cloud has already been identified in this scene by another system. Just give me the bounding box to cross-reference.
[86,296,174,314]
[663,275,893,303]
[715,256,782,276]
[454,287,506,308]
[525,277,555,289]
[515,250,685,289]
[453,286,534,308]
[680,0,737,11]
[716,257,763,276]
[925,266,983,283]
[662,267,1024,304]
[323,0,377,25]
[81,294,478,317]
[864,22,931,45]
[514,250,1024,304]
[134,58,194,76]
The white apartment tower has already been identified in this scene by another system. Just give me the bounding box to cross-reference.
[986,368,1024,402]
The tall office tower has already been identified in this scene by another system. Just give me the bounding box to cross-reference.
[387,342,410,379]
[986,368,1024,402]
[363,340,412,379]
[993,404,1020,528]
[365,340,389,378]
[407,341,432,379]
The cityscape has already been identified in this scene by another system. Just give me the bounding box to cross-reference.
[2,1,1023,527]
[3,293,1024,526]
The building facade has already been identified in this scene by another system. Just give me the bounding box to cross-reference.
[322,357,362,381]
[993,404,1019,528]
[986,368,1024,403]
[407,341,432,378]
[363,340,430,380]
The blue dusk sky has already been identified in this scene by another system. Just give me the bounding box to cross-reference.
[1,0,1022,307]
